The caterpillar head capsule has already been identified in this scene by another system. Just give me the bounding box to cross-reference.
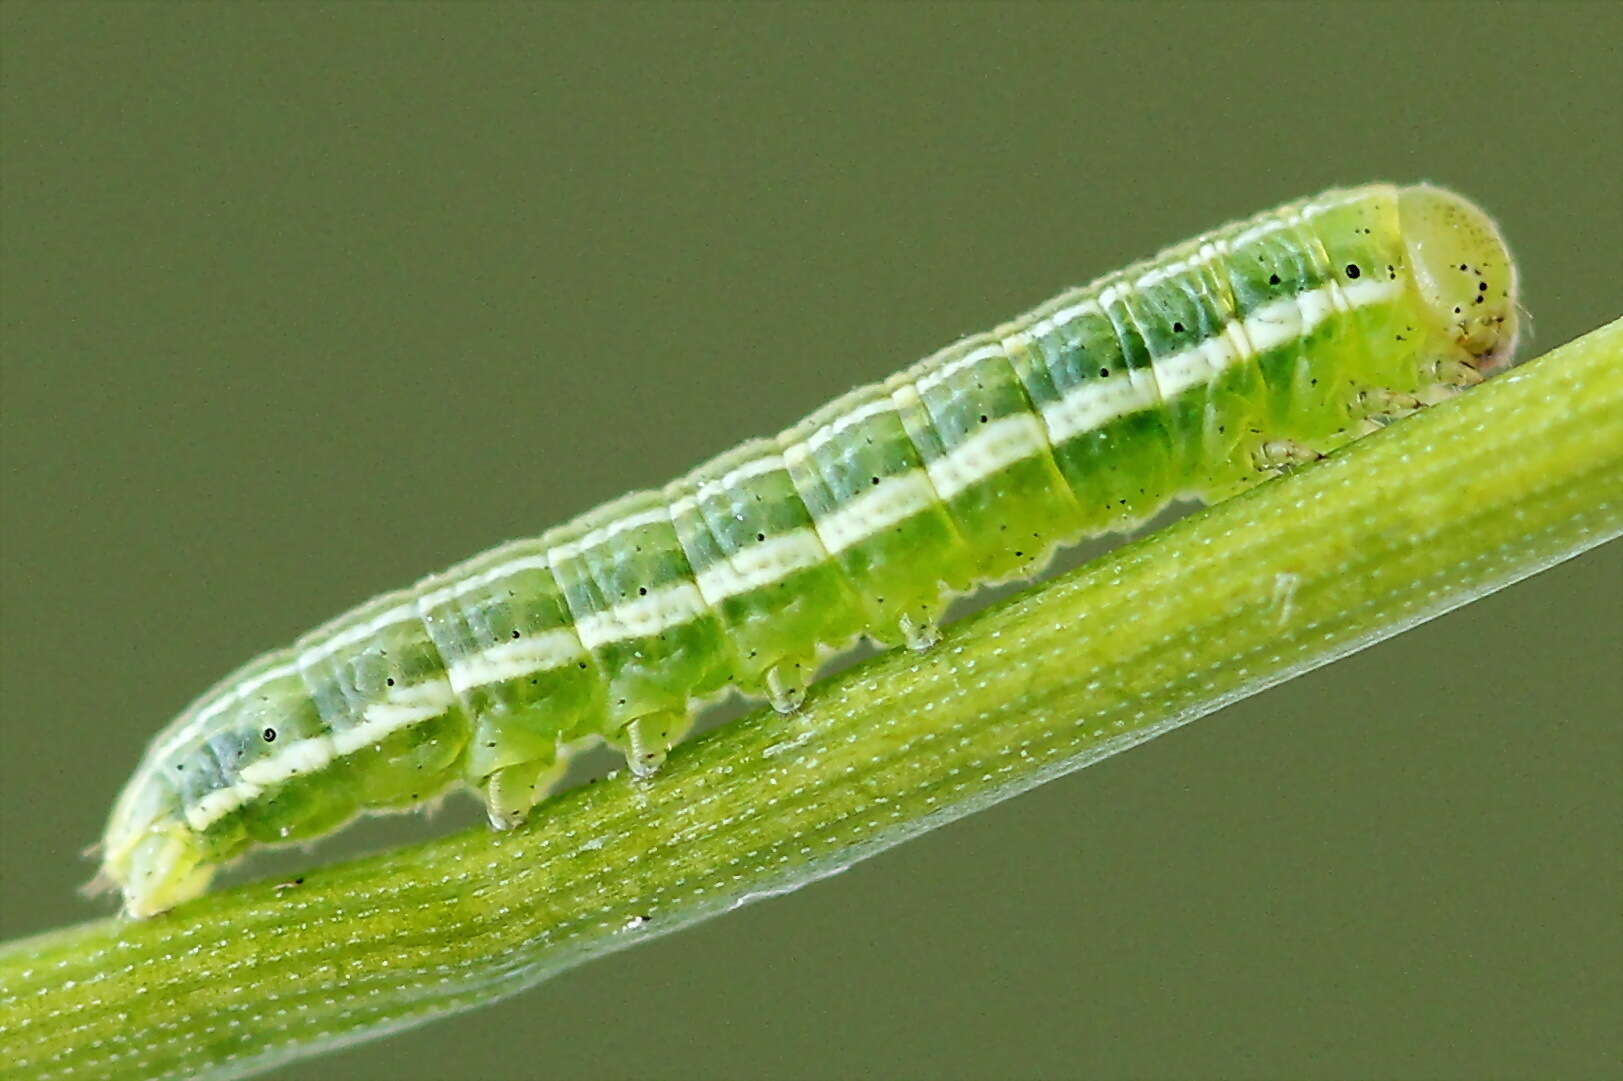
[101,820,217,919]
[1398,184,1519,374]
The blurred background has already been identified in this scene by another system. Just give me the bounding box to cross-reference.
[3,4,1619,1079]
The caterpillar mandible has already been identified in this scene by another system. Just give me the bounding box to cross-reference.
[99,183,1518,917]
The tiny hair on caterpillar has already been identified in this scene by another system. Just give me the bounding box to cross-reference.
[96,183,1518,917]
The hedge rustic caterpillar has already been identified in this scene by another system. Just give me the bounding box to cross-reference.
[99,183,1519,917]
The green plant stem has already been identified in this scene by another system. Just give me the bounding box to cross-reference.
[4,319,1620,1081]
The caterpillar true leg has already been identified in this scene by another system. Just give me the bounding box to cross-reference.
[1351,387,1425,425]
[1428,356,1487,388]
[1254,439,1326,473]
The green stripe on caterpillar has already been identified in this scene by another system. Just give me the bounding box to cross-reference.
[97,182,1519,917]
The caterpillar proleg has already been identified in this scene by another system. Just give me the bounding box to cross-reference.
[99,183,1519,917]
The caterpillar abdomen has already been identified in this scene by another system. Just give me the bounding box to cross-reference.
[101,183,1518,916]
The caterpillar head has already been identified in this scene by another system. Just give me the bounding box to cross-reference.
[95,763,218,917]
[1398,184,1519,375]
[92,820,216,918]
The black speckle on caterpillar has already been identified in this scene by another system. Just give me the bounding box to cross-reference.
[96,183,1518,917]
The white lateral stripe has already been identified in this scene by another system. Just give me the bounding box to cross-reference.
[153,596,426,763]
[812,468,941,553]
[184,680,458,830]
[1297,286,1338,325]
[1243,292,1306,353]
[1125,354,1163,406]
[572,579,711,649]
[1154,332,1238,400]
[331,680,458,755]
[1221,312,1256,368]
[185,781,263,832]
[1042,371,1161,445]
[238,734,335,789]
[1040,280,1395,445]
[924,412,1052,501]
[1342,277,1398,307]
[693,527,827,602]
[446,628,584,690]
[449,531,828,690]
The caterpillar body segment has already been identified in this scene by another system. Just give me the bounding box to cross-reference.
[100,183,1518,916]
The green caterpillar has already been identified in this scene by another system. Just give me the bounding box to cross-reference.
[99,183,1518,917]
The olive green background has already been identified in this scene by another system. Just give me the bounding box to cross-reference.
[3,4,1619,1079]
